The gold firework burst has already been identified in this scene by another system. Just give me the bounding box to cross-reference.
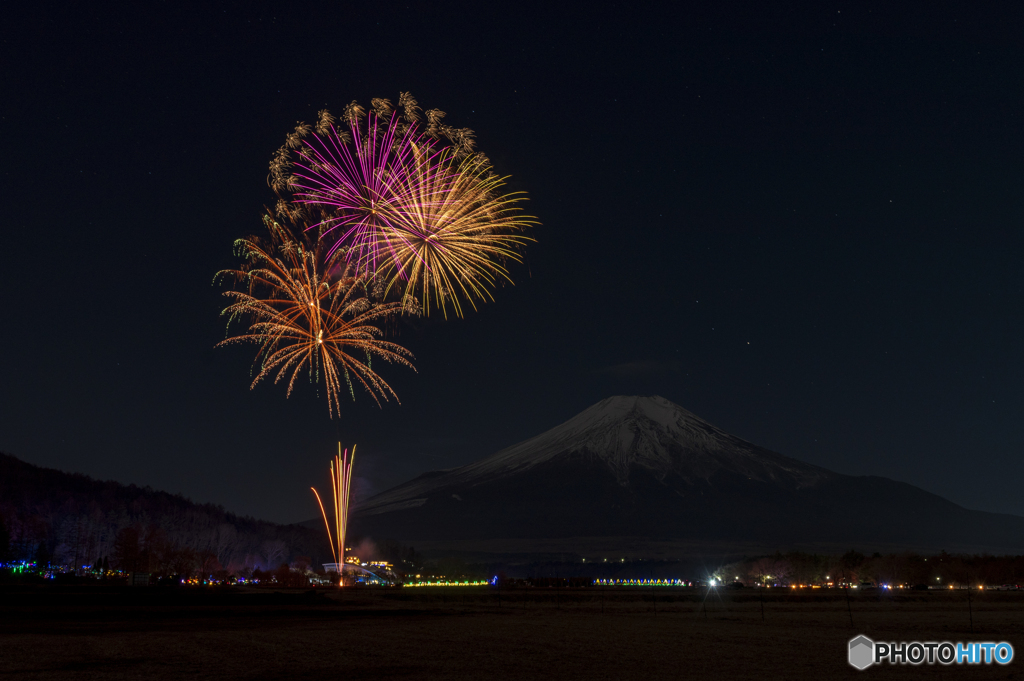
[215,215,415,416]
[380,149,537,318]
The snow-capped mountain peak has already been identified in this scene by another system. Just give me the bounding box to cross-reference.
[357,396,834,515]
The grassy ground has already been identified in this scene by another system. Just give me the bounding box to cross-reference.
[2,585,1021,680]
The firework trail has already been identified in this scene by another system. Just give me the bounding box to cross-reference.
[215,215,415,416]
[311,444,356,572]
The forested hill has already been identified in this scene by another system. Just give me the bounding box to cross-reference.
[0,452,328,574]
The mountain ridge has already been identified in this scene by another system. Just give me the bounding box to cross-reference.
[0,451,327,569]
[351,396,1024,553]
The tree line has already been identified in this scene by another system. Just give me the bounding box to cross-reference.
[0,452,328,575]
[722,550,1024,587]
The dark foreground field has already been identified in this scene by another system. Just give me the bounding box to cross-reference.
[2,585,1021,680]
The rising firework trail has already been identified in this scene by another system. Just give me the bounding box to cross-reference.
[311,444,356,576]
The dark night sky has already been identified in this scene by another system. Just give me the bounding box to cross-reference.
[2,2,1022,524]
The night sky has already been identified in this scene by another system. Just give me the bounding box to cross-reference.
[3,3,1022,524]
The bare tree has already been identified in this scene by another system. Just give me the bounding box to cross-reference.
[262,540,287,570]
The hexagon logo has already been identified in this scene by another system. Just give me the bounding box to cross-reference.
[849,635,875,670]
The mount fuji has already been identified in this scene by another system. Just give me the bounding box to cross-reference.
[351,396,1024,552]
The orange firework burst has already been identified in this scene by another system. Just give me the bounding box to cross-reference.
[215,214,415,416]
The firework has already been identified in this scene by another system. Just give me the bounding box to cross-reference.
[290,112,431,277]
[272,94,537,317]
[376,147,535,318]
[215,215,415,416]
[311,444,355,574]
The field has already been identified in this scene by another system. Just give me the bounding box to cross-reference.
[2,584,1021,680]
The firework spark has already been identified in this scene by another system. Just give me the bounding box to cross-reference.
[311,444,355,573]
[215,215,415,416]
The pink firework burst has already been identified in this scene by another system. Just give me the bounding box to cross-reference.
[290,113,443,277]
